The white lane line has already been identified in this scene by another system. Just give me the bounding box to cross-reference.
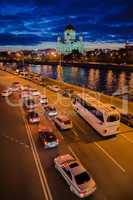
[71,130,79,137]
[94,142,126,173]
[20,108,53,200]
[68,146,80,161]
[121,134,133,144]
[73,121,86,135]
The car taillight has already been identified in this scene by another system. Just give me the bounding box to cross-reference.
[79,191,85,197]
[56,138,59,143]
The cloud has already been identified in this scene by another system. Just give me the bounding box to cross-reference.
[0,0,132,48]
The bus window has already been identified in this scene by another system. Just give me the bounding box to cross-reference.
[107,115,119,122]
[93,110,104,122]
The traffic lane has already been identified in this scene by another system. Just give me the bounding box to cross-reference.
[1,72,132,173]
[16,86,133,200]
[69,142,133,200]
[95,134,133,175]
[0,96,45,199]
[1,70,133,198]
[26,101,124,200]
[26,106,104,200]
[0,90,29,144]
[29,123,79,200]
[30,127,105,200]
[0,137,45,200]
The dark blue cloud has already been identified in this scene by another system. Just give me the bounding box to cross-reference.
[0,0,132,46]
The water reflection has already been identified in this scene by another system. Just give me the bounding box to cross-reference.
[31,64,133,96]
[129,73,133,92]
[88,69,100,90]
[106,70,113,93]
[118,72,126,94]
[57,65,63,81]
[71,67,78,79]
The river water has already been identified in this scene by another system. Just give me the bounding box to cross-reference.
[30,64,133,99]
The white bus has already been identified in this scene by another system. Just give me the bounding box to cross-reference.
[72,94,120,137]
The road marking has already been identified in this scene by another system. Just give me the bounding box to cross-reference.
[71,130,79,137]
[20,107,53,200]
[1,134,30,148]
[94,142,126,173]
[73,121,87,135]
[68,146,80,161]
[121,134,133,144]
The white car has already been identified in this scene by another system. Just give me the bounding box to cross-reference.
[32,89,40,96]
[54,154,96,198]
[48,85,60,92]
[44,105,58,117]
[9,86,18,92]
[1,89,12,97]
[40,95,48,104]
[21,89,32,99]
[54,115,72,130]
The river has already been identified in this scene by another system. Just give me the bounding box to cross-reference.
[30,64,133,100]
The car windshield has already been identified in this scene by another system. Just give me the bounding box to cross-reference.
[75,172,91,185]
[107,115,119,122]
[30,112,38,118]
[69,162,79,168]
[27,100,35,105]
[46,134,56,142]
[49,107,56,111]
[64,120,71,124]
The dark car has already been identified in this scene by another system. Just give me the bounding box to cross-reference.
[23,98,35,110]
[62,89,74,97]
[27,111,40,123]
[120,113,133,127]
[38,127,59,148]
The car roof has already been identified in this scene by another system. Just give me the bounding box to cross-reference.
[57,115,70,122]
[38,125,53,133]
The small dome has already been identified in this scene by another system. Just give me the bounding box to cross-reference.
[65,24,75,31]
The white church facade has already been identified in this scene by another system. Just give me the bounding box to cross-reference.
[56,24,84,55]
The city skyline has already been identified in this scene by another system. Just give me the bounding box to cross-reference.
[0,0,132,50]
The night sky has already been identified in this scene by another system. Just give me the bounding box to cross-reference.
[0,0,133,49]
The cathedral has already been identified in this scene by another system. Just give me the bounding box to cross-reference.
[56,24,84,55]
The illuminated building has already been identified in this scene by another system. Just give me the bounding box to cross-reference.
[57,24,84,55]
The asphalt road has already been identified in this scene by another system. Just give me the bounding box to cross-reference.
[1,69,133,200]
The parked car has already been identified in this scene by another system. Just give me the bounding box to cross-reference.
[54,154,96,198]
[38,126,59,148]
